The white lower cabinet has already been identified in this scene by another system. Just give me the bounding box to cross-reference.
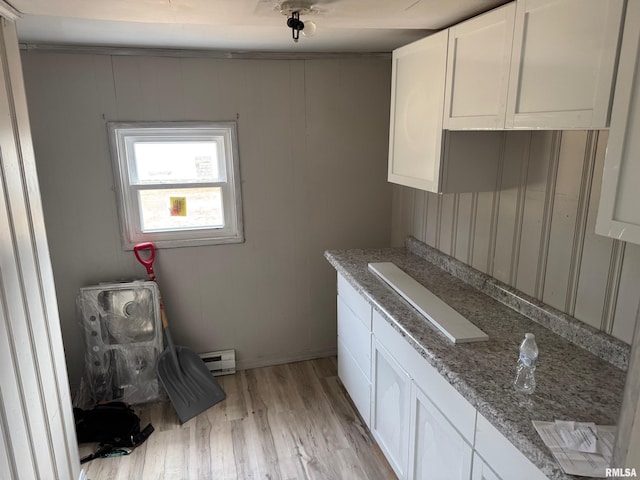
[472,453,501,480]
[334,275,549,480]
[371,339,412,479]
[336,273,372,426]
[474,414,549,480]
[408,382,473,480]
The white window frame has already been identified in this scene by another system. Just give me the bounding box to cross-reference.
[108,121,244,249]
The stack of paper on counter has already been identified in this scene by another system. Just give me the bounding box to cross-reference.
[533,420,616,478]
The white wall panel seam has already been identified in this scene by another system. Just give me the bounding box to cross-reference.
[451,193,459,258]
[487,135,506,277]
[435,192,442,250]
[535,131,562,299]
[510,132,532,286]
[468,192,478,266]
[0,390,18,479]
[565,130,598,315]
[420,192,429,242]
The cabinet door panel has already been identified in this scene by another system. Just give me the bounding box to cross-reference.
[388,30,448,191]
[475,414,548,480]
[596,1,640,244]
[337,296,371,379]
[337,338,371,426]
[444,3,516,130]
[408,384,473,480]
[373,310,476,443]
[372,339,411,478]
[472,453,501,480]
[337,273,372,329]
[506,0,624,129]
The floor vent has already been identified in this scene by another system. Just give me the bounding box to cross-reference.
[199,349,236,376]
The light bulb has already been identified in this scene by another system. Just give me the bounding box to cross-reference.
[302,21,317,37]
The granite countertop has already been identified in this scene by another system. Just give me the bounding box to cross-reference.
[325,243,628,480]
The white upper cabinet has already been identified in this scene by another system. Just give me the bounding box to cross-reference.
[388,30,505,193]
[388,30,449,192]
[444,3,516,130]
[506,0,625,129]
[596,1,640,244]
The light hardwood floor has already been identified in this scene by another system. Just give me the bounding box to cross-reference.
[79,357,396,480]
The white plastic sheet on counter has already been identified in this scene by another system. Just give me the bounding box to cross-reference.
[75,281,166,408]
[532,420,616,478]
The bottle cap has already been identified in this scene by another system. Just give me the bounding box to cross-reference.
[525,333,535,339]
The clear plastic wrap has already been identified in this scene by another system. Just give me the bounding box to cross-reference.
[75,281,166,408]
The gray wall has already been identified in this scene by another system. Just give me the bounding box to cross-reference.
[21,51,393,387]
[392,130,640,344]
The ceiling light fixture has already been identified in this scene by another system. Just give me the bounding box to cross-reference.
[287,11,305,42]
[279,0,317,43]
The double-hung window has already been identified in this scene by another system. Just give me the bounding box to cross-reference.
[108,121,243,249]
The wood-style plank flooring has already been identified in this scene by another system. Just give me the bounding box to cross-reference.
[79,357,396,480]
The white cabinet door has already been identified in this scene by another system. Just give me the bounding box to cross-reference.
[371,339,412,479]
[336,274,373,426]
[444,3,516,130]
[337,338,371,426]
[337,296,371,380]
[471,453,501,480]
[506,0,624,129]
[388,30,448,192]
[475,414,549,480]
[407,383,473,480]
[596,1,640,245]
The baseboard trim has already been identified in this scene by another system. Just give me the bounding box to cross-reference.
[236,348,337,371]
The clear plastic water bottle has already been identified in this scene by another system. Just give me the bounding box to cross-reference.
[514,333,538,394]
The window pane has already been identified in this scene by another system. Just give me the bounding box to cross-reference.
[132,141,220,184]
[138,187,224,232]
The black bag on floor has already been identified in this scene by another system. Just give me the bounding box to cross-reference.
[74,401,154,463]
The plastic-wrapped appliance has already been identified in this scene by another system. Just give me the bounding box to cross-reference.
[76,281,165,407]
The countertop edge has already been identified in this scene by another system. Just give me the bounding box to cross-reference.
[324,247,618,480]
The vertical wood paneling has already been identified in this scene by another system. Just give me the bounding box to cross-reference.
[565,131,598,315]
[542,131,586,311]
[493,132,529,284]
[535,131,561,299]
[0,20,79,480]
[471,190,498,274]
[0,396,15,478]
[454,192,474,264]
[425,192,440,247]
[516,131,556,297]
[574,131,616,328]
[391,185,413,247]
[438,193,457,256]
[412,189,427,241]
[392,128,639,345]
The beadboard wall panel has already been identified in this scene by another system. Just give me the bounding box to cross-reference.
[454,192,474,265]
[391,129,640,344]
[21,51,393,387]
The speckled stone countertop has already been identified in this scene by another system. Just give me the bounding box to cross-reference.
[325,244,628,480]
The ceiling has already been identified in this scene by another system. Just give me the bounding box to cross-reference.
[10,0,509,53]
